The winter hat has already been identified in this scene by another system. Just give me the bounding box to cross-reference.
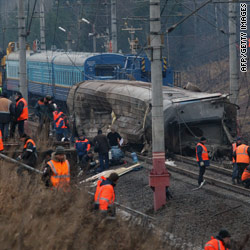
[218,229,231,239]
[55,146,65,155]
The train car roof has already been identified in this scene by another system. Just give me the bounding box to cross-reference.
[6,51,32,61]
[52,52,98,66]
[73,80,225,104]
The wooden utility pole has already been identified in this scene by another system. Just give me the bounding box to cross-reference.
[111,0,117,52]
[40,0,46,50]
[148,0,170,211]
[229,1,239,106]
[18,0,28,102]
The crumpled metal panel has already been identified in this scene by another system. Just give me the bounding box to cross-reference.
[67,80,236,154]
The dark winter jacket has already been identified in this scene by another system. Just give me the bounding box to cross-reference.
[35,99,55,122]
[93,134,110,154]
[21,137,37,167]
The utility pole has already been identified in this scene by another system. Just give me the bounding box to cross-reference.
[66,31,72,51]
[229,1,239,106]
[122,26,142,54]
[148,0,170,211]
[92,24,97,52]
[18,0,28,102]
[40,0,46,50]
[111,0,117,53]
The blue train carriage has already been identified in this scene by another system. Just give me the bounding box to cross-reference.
[28,51,97,102]
[5,50,30,92]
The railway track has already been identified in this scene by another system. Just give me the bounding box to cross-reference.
[134,153,250,198]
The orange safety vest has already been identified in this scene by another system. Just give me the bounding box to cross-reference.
[232,143,236,163]
[0,130,3,151]
[55,117,67,129]
[205,237,228,250]
[242,167,250,181]
[47,159,70,188]
[16,98,28,121]
[94,176,107,202]
[53,111,63,122]
[95,183,115,210]
[196,143,209,161]
[236,144,250,164]
[24,138,36,150]
[38,100,44,106]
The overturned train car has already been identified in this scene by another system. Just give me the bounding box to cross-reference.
[67,80,237,156]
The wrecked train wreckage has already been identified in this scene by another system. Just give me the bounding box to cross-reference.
[67,80,237,157]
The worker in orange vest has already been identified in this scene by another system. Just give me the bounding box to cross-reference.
[55,113,68,141]
[10,91,28,138]
[196,137,209,187]
[42,146,70,190]
[231,137,241,185]
[0,130,4,152]
[241,165,250,188]
[94,172,119,216]
[235,139,250,181]
[16,133,37,175]
[94,175,107,209]
[204,229,231,250]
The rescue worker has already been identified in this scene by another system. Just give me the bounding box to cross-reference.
[78,151,96,177]
[75,134,91,167]
[232,137,241,184]
[196,137,209,187]
[0,130,4,152]
[94,172,119,216]
[204,229,231,250]
[55,113,68,141]
[52,106,63,134]
[235,139,250,181]
[241,165,250,188]
[17,133,37,175]
[10,91,28,138]
[93,129,110,173]
[34,95,55,137]
[94,175,107,208]
[0,91,14,140]
[42,146,70,190]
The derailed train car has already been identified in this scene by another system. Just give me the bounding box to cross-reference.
[67,80,237,156]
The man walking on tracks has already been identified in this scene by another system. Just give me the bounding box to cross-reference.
[235,138,250,181]
[204,229,231,250]
[232,137,241,184]
[196,137,209,188]
[42,146,70,190]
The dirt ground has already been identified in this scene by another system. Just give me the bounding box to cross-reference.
[115,163,250,250]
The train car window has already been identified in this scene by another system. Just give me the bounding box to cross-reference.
[95,64,120,76]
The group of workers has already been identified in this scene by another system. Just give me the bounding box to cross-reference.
[196,135,250,189]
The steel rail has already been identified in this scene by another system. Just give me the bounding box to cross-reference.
[135,153,250,197]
